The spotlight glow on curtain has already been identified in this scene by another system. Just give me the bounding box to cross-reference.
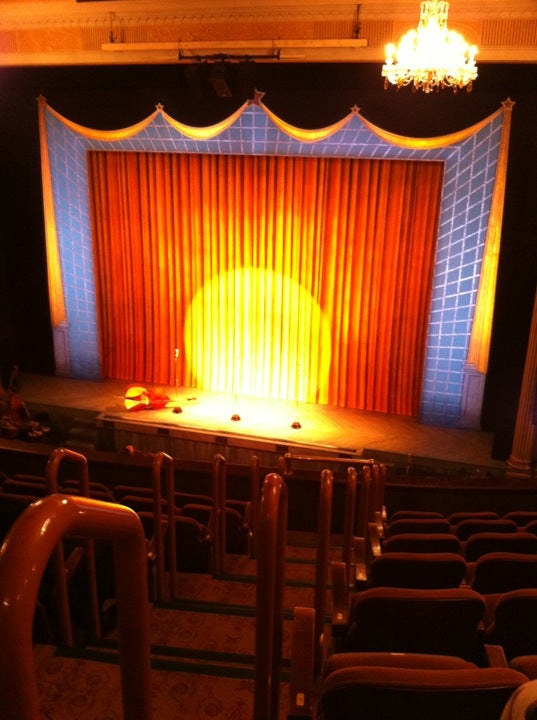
[88,151,443,416]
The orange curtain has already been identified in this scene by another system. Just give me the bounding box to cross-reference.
[88,151,442,416]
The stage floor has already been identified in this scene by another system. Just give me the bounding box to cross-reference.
[18,373,506,475]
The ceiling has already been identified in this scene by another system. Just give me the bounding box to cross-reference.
[1,1,536,66]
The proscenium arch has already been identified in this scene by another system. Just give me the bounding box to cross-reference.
[38,95,512,428]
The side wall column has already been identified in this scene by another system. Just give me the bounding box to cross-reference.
[506,287,537,479]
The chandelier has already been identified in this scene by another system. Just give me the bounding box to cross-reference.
[382,1,478,93]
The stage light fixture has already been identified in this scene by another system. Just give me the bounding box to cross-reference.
[209,61,232,98]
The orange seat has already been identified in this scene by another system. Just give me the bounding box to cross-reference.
[464,532,537,563]
[483,589,537,661]
[449,511,500,525]
[455,518,518,542]
[472,552,537,595]
[386,518,452,536]
[503,511,537,528]
[315,665,528,720]
[367,551,466,589]
[382,532,462,554]
[390,510,445,522]
[342,586,486,662]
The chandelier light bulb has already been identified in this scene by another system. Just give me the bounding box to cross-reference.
[382,1,478,93]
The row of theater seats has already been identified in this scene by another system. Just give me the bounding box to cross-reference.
[0,467,253,569]
[299,499,537,719]
[0,456,255,645]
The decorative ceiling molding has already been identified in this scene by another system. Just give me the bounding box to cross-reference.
[1,1,536,65]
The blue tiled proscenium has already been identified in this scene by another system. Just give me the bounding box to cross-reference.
[43,100,504,427]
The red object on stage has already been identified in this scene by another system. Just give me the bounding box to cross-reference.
[124,385,170,412]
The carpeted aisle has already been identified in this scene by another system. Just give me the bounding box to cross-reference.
[33,534,325,719]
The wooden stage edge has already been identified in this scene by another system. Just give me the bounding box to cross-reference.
[12,373,512,479]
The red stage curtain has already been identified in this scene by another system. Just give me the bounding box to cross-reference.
[88,151,442,416]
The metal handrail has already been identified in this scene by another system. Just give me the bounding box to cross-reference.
[249,454,260,559]
[152,450,176,601]
[212,453,226,576]
[313,468,334,677]
[280,452,376,477]
[45,447,101,645]
[342,466,358,570]
[254,472,288,720]
[0,494,152,720]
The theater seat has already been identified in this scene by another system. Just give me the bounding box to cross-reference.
[366,551,466,589]
[472,552,537,595]
[389,510,446,522]
[315,665,528,720]
[455,518,518,542]
[322,651,478,676]
[483,589,537,662]
[510,657,537,681]
[464,532,537,563]
[385,517,452,536]
[340,586,486,662]
[503,511,537,529]
[449,511,500,525]
[382,532,462,554]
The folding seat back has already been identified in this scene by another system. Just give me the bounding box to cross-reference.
[2,476,47,497]
[526,520,537,536]
[382,532,462,554]
[368,552,466,589]
[386,518,451,536]
[464,532,537,562]
[472,552,537,595]
[346,586,485,661]
[503,511,537,528]
[322,651,478,676]
[390,510,445,522]
[483,589,537,661]
[316,665,528,720]
[448,511,499,525]
[455,518,518,541]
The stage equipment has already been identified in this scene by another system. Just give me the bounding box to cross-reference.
[209,60,232,98]
[382,1,478,93]
[180,54,266,99]
[124,385,170,412]
[173,348,182,413]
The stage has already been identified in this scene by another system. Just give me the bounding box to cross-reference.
[14,373,508,477]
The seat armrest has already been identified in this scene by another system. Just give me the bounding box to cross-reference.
[331,561,349,633]
[375,509,384,538]
[353,536,368,589]
[368,522,382,559]
[484,643,509,667]
[288,606,315,718]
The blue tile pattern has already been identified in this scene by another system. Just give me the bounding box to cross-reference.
[43,102,504,425]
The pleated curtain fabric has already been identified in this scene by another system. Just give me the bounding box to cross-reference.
[88,151,442,417]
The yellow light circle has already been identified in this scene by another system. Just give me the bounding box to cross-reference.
[183,267,332,403]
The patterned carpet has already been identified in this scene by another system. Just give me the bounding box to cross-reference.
[33,536,326,719]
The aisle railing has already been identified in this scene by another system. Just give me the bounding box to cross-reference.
[0,493,152,720]
[254,472,288,720]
